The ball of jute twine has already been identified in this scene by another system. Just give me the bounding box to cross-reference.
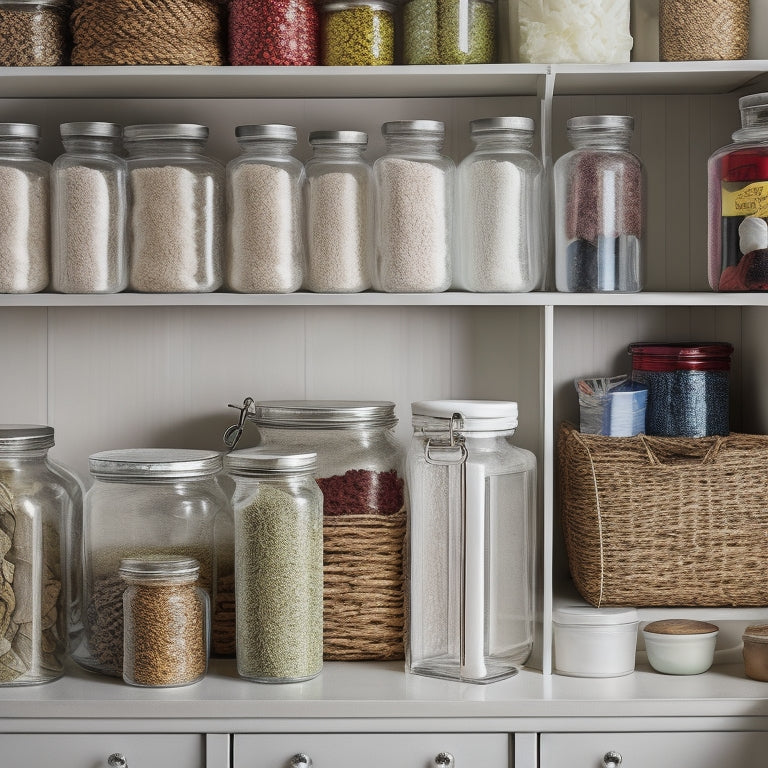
[70,0,226,65]
[659,0,749,61]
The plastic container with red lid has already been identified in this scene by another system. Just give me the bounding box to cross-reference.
[629,342,733,437]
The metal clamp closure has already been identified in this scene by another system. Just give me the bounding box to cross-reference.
[223,397,255,451]
[424,412,468,466]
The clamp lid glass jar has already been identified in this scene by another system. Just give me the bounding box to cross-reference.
[456,116,543,292]
[0,0,69,66]
[405,400,536,684]
[226,449,323,683]
[76,448,226,677]
[0,122,50,294]
[124,123,224,293]
[320,1,395,65]
[51,122,127,295]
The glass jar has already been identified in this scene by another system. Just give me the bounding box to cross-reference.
[0,0,68,66]
[406,401,536,684]
[708,93,768,291]
[0,123,49,294]
[226,449,323,683]
[456,116,544,292]
[226,124,304,294]
[124,124,224,293]
[76,448,226,677]
[0,425,76,686]
[374,120,454,293]
[659,0,748,61]
[320,1,395,65]
[554,115,644,293]
[517,0,631,63]
[228,0,319,65]
[403,0,495,64]
[629,342,733,437]
[304,130,373,293]
[120,557,209,688]
[51,122,128,294]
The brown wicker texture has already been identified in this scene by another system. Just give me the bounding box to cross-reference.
[659,0,749,62]
[70,0,226,65]
[323,509,405,660]
[558,423,768,608]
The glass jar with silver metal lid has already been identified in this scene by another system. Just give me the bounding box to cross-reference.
[51,122,128,294]
[124,123,224,293]
[226,124,304,294]
[0,425,80,686]
[225,449,323,683]
[0,0,69,66]
[320,0,395,65]
[456,117,544,292]
[304,130,373,293]
[0,123,49,294]
[76,448,227,677]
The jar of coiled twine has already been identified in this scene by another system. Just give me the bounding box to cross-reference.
[659,0,749,61]
[70,0,226,65]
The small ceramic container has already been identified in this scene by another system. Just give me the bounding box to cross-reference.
[553,605,639,677]
[642,619,719,675]
[742,624,768,681]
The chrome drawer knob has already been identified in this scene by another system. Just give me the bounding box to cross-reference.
[603,751,622,767]
[107,755,128,768]
[434,753,455,767]
[290,755,313,767]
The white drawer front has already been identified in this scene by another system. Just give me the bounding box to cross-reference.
[0,733,204,768]
[234,732,509,768]
[541,732,768,768]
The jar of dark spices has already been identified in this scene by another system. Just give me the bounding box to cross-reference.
[0,0,68,66]
[629,342,734,437]
[226,449,323,683]
[554,115,644,293]
[321,1,395,65]
[229,0,319,65]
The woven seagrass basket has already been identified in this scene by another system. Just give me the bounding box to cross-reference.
[322,509,406,660]
[558,423,768,608]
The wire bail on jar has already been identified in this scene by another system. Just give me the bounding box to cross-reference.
[223,397,255,450]
[424,412,468,466]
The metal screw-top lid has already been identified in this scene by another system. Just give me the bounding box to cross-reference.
[567,115,634,132]
[235,124,297,142]
[411,400,518,432]
[88,448,223,480]
[323,1,394,13]
[249,400,398,430]
[470,116,535,136]
[123,124,209,141]
[60,122,122,139]
[382,120,445,137]
[119,556,201,581]
[309,130,368,147]
[224,448,317,475]
[0,424,54,451]
[0,123,40,139]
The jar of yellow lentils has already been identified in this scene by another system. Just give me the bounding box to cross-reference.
[320,0,395,65]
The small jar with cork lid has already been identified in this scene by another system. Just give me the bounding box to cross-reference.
[642,619,719,675]
[742,624,768,681]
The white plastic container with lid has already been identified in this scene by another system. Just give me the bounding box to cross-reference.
[553,605,639,677]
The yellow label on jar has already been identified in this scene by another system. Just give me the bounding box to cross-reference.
[722,181,768,217]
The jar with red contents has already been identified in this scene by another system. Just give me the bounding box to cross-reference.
[709,92,768,291]
[228,0,319,65]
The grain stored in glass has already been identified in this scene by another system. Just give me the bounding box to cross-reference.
[554,115,644,293]
[406,401,536,684]
[226,449,323,683]
[374,120,454,292]
[320,1,395,65]
[124,124,224,293]
[120,557,209,688]
[0,0,68,66]
[304,130,373,293]
[0,123,49,294]
[226,124,304,294]
[456,116,543,292]
[51,122,127,294]
[403,0,496,64]
[659,0,748,61]
[0,425,77,686]
[517,0,632,63]
[75,449,226,677]
[708,93,768,291]
[228,0,319,65]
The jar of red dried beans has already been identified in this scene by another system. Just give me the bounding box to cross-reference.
[229,0,319,65]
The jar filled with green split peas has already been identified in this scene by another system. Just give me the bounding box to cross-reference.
[403,0,496,64]
[320,0,395,65]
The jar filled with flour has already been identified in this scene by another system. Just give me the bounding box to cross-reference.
[51,122,127,294]
[226,124,304,294]
[0,123,49,294]
[304,130,372,293]
[124,124,224,293]
[456,117,543,292]
[374,120,454,292]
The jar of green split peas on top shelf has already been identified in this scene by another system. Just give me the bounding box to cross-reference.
[320,0,395,65]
